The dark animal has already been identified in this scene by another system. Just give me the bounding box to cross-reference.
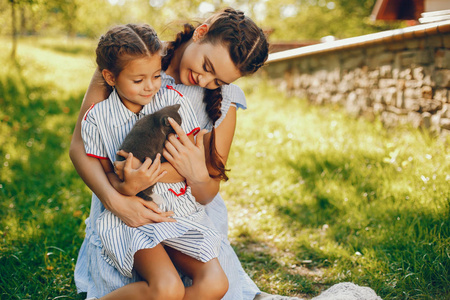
[116,104,182,201]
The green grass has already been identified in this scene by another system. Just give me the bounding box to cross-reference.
[226,77,450,299]
[1,37,449,299]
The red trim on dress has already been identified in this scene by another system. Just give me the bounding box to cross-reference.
[169,182,188,197]
[187,127,201,136]
[84,104,95,120]
[166,85,184,97]
[87,153,109,160]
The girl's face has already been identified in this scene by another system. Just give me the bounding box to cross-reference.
[179,41,241,90]
[114,55,162,113]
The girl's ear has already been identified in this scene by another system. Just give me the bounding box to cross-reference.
[193,24,209,42]
[102,69,116,87]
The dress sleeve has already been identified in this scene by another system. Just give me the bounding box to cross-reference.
[215,83,247,128]
[81,108,108,159]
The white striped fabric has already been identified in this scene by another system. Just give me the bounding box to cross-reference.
[75,82,260,300]
[82,88,222,278]
[159,72,248,131]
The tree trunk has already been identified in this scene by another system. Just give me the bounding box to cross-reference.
[11,0,17,59]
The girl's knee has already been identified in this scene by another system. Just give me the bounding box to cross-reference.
[197,266,229,299]
[151,274,185,300]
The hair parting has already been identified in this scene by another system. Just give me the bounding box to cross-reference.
[96,23,163,92]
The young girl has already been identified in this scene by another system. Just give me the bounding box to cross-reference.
[81,23,228,300]
[72,7,286,300]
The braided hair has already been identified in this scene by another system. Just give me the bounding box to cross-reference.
[96,23,163,92]
[162,8,269,181]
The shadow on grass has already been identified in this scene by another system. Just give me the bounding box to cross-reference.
[267,149,450,299]
[0,64,88,299]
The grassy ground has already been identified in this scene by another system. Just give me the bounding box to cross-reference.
[0,37,449,299]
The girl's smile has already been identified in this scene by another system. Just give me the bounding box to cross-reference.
[180,42,241,89]
[188,70,198,85]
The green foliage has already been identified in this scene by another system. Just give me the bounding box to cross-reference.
[0,0,405,44]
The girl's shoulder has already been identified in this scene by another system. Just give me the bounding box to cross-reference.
[221,84,247,110]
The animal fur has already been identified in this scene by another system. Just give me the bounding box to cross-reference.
[116,104,182,201]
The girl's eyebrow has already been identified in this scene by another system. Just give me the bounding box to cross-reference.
[205,57,230,85]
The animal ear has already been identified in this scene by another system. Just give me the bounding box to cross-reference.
[173,104,181,111]
[162,116,171,127]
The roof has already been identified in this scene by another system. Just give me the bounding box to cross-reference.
[267,20,450,63]
[371,0,424,21]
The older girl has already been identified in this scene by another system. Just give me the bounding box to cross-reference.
[70,7,278,300]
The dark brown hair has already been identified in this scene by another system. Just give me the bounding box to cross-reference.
[96,23,163,92]
[162,8,269,181]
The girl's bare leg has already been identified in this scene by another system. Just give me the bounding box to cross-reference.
[100,244,185,300]
[165,246,229,300]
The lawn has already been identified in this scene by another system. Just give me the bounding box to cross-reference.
[0,37,449,300]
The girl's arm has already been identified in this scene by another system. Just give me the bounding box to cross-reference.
[69,70,174,226]
[163,106,237,204]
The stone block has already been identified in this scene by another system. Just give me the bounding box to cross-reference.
[384,87,397,105]
[407,111,422,128]
[387,41,407,51]
[374,102,386,114]
[379,79,397,88]
[399,68,413,80]
[416,49,434,65]
[440,118,450,130]
[443,34,450,48]
[434,89,449,102]
[435,49,450,69]
[366,45,387,57]
[367,52,395,68]
[387,105,408,115]
[404,88,421,99]
[413,67,425,80]
[441,103,450,118]
[422,86,433,99]
[404,38,421,50]
[425,35,443,49]
[434,70,450,88]
[404,98,421,111]
[400,51,418,68]
[369,69,380,79]
[379,65,392,78]
[422,112,432,129]
[431,114,441,133]
[405,80,421,89]
[342,55,365,70]
[396,90,405,108]
[419,98,443,113]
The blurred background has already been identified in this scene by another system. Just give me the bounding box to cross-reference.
[1,0,405,52]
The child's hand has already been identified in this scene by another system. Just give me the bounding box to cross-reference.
[114,152,167,196]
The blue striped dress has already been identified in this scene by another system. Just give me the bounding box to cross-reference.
[82,88,222,278]
[74,77,260,299]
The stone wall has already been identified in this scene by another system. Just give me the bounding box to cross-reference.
[264,21,450,137]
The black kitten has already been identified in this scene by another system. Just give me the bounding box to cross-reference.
[116,104,182,201]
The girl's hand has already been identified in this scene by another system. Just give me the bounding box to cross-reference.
[111,193,175,227]
[114,152,167,196]
[163,118,210,186]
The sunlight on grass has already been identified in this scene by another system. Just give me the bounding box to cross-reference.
[0,37,449,299]
[224,77,449,298]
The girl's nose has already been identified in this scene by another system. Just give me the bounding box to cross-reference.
[144,79,154,90]
[198,73,214,88]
